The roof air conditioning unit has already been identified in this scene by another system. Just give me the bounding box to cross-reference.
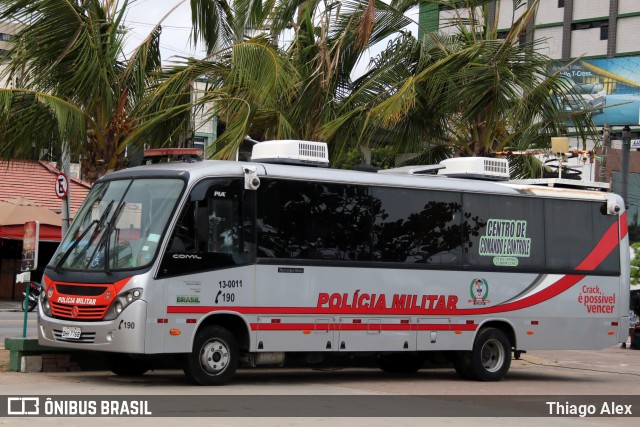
[437,157,510,181]
[251,140,329,167]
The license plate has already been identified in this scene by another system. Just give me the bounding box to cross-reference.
[61,327,81,339]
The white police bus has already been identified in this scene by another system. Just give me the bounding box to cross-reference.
[38,140,630,385]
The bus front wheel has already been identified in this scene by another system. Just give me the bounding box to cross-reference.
[468,327,511,381]
[183,325,239,386]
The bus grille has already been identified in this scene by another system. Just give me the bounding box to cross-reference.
[55,285,108,296]
[52,329,96,344]
[50,302,109,321]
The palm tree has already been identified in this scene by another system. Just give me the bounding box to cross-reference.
[320,0,599,175]
[174,0,598,177]
[0,0,192,183]
[138,0,416,161]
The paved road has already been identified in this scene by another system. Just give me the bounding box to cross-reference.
[0,311,38,342]
[1,307,638,426]
[0,345,639,426]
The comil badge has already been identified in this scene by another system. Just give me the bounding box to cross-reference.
[469,278,490,305]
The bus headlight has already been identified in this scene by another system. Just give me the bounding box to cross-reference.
[40,286,53,317]
[104,288,143,321]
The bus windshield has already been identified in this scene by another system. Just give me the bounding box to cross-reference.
[50,178,184,271]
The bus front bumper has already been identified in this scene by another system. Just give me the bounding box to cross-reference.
[37,300,147,354]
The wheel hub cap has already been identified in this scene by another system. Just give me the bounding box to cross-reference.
[200,339,230,375]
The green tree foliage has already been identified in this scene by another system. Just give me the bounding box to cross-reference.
[166,0,598,175]
[630,242,640,286]
[0,0,192,182]
[0,0,600,182]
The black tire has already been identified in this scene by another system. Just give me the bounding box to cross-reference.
[21,298,36,312]
[183,325,239,386]
[108,354,150,376]
[377,352,425,374]
[453,351,474,380]
[468,328,511,381]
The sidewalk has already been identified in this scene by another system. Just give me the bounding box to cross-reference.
[0,299,21,312]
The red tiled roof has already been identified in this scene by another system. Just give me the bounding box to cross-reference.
[0,160,92,215]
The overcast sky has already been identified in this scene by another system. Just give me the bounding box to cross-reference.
[124,0,202,63]
[123,0,420,74]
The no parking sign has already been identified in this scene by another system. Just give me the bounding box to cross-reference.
[55,173,68,199]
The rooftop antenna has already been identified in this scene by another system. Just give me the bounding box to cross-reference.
[551,137,569,179]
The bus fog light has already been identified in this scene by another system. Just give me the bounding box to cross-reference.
[106,331,114,341]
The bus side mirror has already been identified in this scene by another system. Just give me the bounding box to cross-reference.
[605,200,621,215]
[244,167,260,190]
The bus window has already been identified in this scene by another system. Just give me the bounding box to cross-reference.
[371,187,463,265]
[545,199,619,274]
[462,194,545,270]
[256,179,372,261]
[159,178,254,277]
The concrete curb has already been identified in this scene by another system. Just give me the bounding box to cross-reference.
[4,338,109,372]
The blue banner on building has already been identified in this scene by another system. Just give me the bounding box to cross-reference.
[551,56,640,126]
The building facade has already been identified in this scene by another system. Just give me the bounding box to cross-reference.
[420,0,640,60]
[0,21,19,88]
[420,1,640,240]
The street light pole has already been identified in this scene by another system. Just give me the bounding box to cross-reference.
[621,125,631,209]
[61,141,71,236]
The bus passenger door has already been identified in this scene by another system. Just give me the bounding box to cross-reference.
[416,318,450,350]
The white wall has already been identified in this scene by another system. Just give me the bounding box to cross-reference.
[497,0,526,30]
[616,16,640,54]
[535,0,566,25]
[573,0,609,21]
[571,27,608,57]
[192,81,214,135]
[619,0,640,15]
[534,26,564,59]
[439,7,485,35]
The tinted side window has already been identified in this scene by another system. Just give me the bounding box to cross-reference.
[257,179,372,261]
[158,178,254,277]
[371,188,463,266]
[545,200,619,273]
[463,194,545,270]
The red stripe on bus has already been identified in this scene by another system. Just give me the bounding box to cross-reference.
[168,214,624,317]
[167,275,583,316]
[575,216,623,271]
[457,274,584,315]
[249,323,477,331]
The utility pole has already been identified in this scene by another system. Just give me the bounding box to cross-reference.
[621,125,631,209]
[61,142,71,236]
[599,123,610,182]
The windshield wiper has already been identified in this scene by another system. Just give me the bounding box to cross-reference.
[103,200,127,275]
[54,200,114,273]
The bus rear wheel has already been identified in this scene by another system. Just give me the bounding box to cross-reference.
[468,327,511,381]
[453,351,474,379]
[183,325,238,386]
